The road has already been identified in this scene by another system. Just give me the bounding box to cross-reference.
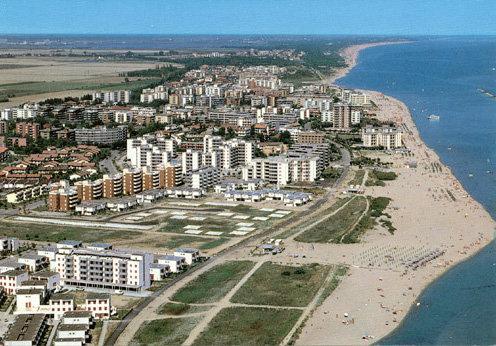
[99,150,123,176]
[106,145,353,345]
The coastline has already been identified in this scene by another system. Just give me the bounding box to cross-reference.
[328,41,411,85]
[295,43,496,344]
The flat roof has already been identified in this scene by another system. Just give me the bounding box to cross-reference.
[16,288,45,295]
[175,248,199,253]
[4,314,46,342]
[63,310,92,318]
[58,240,82,246]
[31,271,59,278]
[58,323,89,332]
[158,255,184,262]
[0,269,27,277]
[86,292,110,300]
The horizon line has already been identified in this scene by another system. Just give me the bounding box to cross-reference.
[0,33,496,37]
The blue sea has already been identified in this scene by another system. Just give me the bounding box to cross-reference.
[337,37,496,345]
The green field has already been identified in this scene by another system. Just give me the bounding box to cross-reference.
[172,261,255,304]
[193,307,301,346]
[231,262,330,307]
[366,169,398,186]
[131,317,200,346]
[156,302,211,316]
[0,221,140,243]
[279,197,351,239]
[294,196,368,243]
[350,169,366,185]
[0,78,160,99]
[130,235,229,252]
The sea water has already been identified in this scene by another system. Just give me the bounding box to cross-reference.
[337,37,496,345]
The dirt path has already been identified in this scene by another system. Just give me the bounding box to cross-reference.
[289,196,357,241]
[182,260,265,345]
[338,196,369,244]
[281,267,337,345]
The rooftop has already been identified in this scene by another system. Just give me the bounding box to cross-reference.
[4,314,47,342]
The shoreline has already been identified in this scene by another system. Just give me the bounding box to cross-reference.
[295,43,496,344]
[328,40,412,85]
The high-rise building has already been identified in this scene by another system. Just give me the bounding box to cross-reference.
[332,103,352,130]
[123,168,143,195]
[102,174,123,198]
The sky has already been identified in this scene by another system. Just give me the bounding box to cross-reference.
[0,0,495,36]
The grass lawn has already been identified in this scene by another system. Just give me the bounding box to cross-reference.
[172,260,255,304]
[156,302,211,316]
[279,197,351,239]
[127,235,230,252]
[193,307,301,346]
[231,262,330,307]
[294,196,367,243]
[0,221,139,243]
[131,316,200,346]
[0,78,160,99]
[350,169,366,185]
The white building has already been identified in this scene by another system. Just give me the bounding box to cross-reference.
[173,248,200,265]
[1,104,39,120]
[341,89,369,106]
[189,166,220,189]
[127,136,176,169]
[114,110,134,124]
[157,255,185,273]
[181,150,202,175]
[92,90,131,104]
[321,110,333,123]
[54,245,153,292]
[0,237,20,252]
[242,156,290,186]
[140,85,168,103]
[361,125,403,149]
[149,264,170,281]
[0,270,29,294]
[289,156,319,183]
[351,110,362,125]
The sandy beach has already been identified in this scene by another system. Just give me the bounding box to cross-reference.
[294,43,496,344]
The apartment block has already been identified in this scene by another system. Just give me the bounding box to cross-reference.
[123,168,143,195]
[242,156,291,186]
[332,103,352,129]
[92,90,131,104]
[362,125,403,149]
[75,126,127,145]
[15,122,40,139]
[142,167,160,190]
[55,246,153,291]
[102,174,123,198]
[189,166,220,189]
[127,136,176,169]
[74,180,103,201]
[48,188,79,212]
[296,131,326,144]
[140,85,168,103]
[181,149,202,175]
[159,162,182,188]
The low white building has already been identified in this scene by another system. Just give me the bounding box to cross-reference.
[0,237,20,252]
[149,264,170,281]
[0,270,29,294]
[174,248,200,265]
[157,255,185,273]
